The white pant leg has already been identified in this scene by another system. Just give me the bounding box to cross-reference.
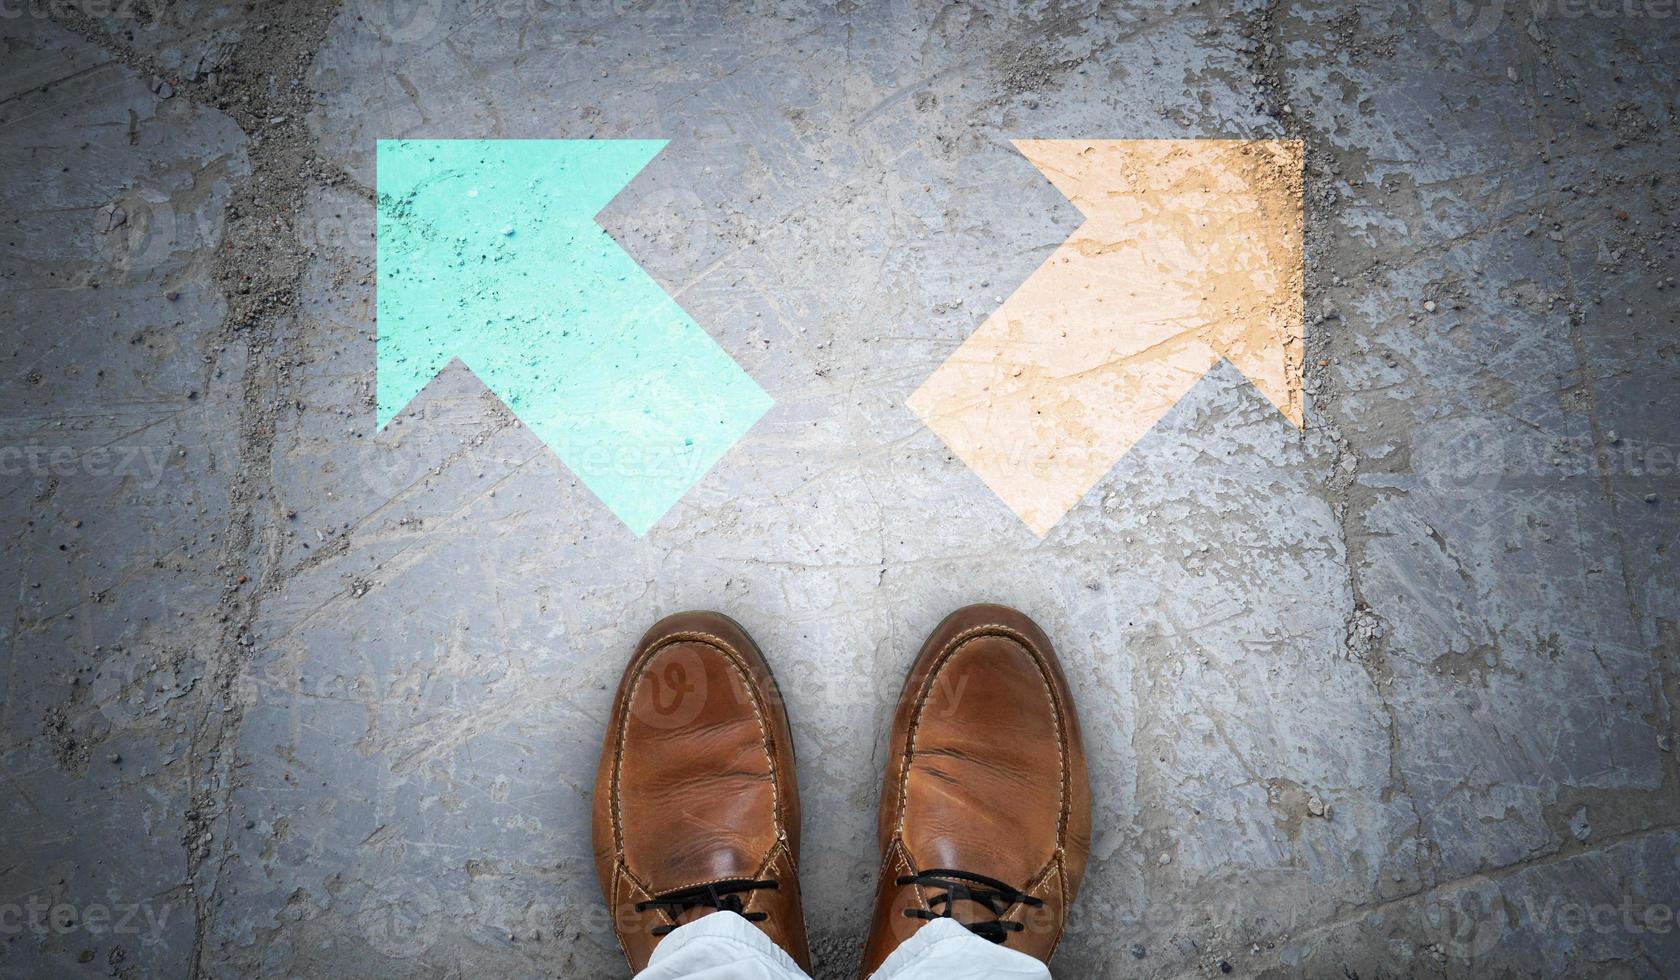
[867,919,1054,980]
[632,911,814,980]
[631,912,1053,980]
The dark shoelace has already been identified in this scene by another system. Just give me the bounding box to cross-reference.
[635,879,780,936]
[896,868,1044,943]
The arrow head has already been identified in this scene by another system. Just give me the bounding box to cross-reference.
[373,139,770,535]
[375,138,668,430]
[911,139,1305,536]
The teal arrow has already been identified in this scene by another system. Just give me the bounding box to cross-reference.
[375,139,772,535]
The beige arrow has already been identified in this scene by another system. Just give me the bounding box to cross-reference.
[908,139,1305,536]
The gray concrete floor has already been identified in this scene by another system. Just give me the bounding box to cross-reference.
[2,1,1677,977]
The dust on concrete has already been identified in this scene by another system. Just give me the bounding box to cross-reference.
[46,0,356,973]
[11,1,1678,977]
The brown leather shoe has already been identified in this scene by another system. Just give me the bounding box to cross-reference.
[860,604,1091,975]
[592,612,811,972]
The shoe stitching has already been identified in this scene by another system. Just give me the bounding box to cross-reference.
[1008,860,1055,925]
[609,867,634,961]
[863,839,926,976]
[771,842,814,966]
[886,621,1073,961]
[893,624,1070,848]
[1047,855,1069,961]
[760,843,813,967]
[655,841,788,903]
[615,864,672,944]
[610,628,782,879]
[623,845,808,968]
[890,838,928,914]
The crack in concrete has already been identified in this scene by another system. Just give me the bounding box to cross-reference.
[1280,818,1680,951]
[11,2,1672,975]
[44,2,348,975]
[1514,1,1680,821]
[1237,0,1437,903]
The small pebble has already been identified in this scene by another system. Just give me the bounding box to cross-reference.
[1646,493,1660,503]
[1130,944,1147,959]
[1423,300,1437,313]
